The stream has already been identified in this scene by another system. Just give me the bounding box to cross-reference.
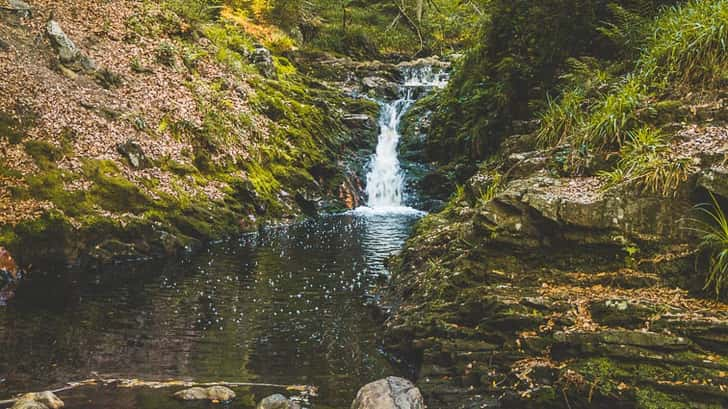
[0,66,446,409]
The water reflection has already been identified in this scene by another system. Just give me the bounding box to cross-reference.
[0,212,421,408]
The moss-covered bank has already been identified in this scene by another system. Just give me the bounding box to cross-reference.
[0,0,380,270]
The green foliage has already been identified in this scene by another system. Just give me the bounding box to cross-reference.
[643,0,728,86]
[166,0,223,25]
[692,193,728,298]
[538,0,728,155]
[536,89,586,148]
[428,0,629,165]
[475,172,502,204]
[24,140,64,170]
[598,127,695,196]
[156,41,177,66]
[581,75,646,148]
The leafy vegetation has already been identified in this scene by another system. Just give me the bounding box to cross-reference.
[598,127,695,196]
[693,194,728,298]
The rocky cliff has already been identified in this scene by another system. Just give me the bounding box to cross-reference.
[385,85,728,408]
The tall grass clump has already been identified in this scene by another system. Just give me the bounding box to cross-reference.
[598,127,695,196]
[537,0,728,153]
[692,193,728,298]
[642,0,728,86]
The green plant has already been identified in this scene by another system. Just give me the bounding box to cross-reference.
[692,193,728,297]
[642,0,728,86]
[598,127,695,196]
[581,75,646,148]
[478,173,502,204]
[156,41,177,67]
[537,89,585,148]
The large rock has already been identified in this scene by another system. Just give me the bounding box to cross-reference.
[361,76,398,99]
[11,392,64,409]
[351,377,424,409]
[173,386,235,401]
[257,394,300,409]
[2,0,32,17]
[116,140,148,169]
[250,44,277,79]
[46,20,95,71]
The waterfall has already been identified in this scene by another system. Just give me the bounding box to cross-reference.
[362,65,448,212]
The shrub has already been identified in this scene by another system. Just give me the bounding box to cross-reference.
[692,193,728,298]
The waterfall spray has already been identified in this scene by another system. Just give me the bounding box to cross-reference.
[363,66,448,211]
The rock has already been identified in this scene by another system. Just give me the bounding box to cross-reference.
[351,377,424,409]
[250,44,277,79]
[0,37,8,51]
[589,299,655,329]
[342,114,375,130]
[116,140,147,169]
[46,20,78,64]
[2,0,31,18]
[361,76,398,99]
[698,166,728,198]
[173,386,235,401]
[173,387,208,400]
[206,385,236,401]
[46,20,95,71]
[257,394,300,409]
[12,392,64,409]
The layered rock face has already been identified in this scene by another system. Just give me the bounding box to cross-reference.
[385,99,728,408]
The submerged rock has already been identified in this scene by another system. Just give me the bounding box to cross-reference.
[351,377,424,409]
[257,394,300,409]
[11,391,64,409]
[173,386,235,401]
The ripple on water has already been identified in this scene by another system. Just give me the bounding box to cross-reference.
[0,213,423,408]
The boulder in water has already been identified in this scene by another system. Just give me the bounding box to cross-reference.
[207,385,236,401]
[11,391,64,409]
[361,76,398,99]
[351,377,424,409]
[257,394,300,409]
[173,386,235,401]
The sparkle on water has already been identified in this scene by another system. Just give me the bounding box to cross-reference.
[0,214,421,409]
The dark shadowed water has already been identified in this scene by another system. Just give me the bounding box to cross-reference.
[0,212,422,409]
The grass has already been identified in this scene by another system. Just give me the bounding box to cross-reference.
[642,0,728,87]
[537,0,728,153]
[598,127,695,196]
[692,193,728,298]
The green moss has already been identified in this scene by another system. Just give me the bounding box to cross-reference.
[634,387,686,409]
[24,140,64,170]
[273,56,296,78]
[0,112,27,144]
[82,160,152,213]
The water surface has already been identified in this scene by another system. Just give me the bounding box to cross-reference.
[0,212,421,408]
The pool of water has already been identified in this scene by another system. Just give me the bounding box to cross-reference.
[0,212,422,408]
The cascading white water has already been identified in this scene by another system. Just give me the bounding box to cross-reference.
[364,66,448,211]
